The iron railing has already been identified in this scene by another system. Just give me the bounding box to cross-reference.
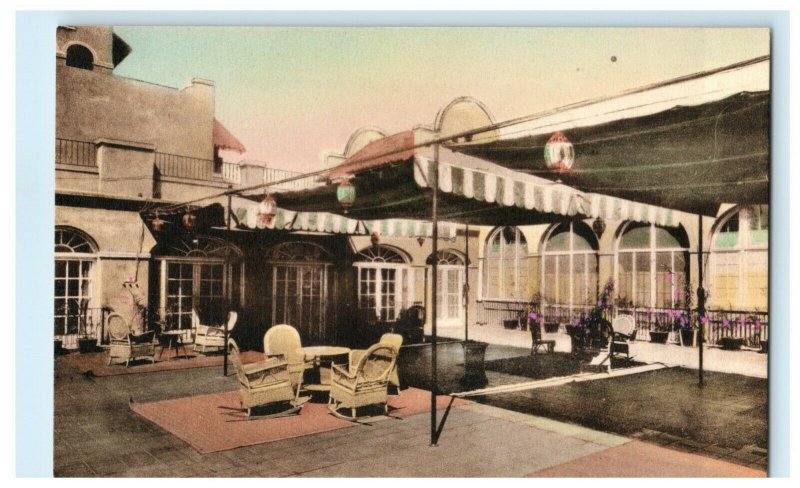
[55,138,97,167]
[476,299,768,348]
[155,152,215,181]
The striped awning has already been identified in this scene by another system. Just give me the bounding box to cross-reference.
[231,204,457,238]
[413,155,679,227]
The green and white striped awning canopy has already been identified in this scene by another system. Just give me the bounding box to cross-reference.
[231,202,458,238]
[259,145,684,228]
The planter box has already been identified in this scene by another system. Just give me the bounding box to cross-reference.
[544,322,560,334]
[461,340,488,388]
[718,337,745,351]
[78,338,98,353]
[503,319,520,330]
[760,340,768,353]
[679,329,697,347]
[649,331,670,344]
[54,340,63,356]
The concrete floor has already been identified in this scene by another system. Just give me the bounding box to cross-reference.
[53,346,766,477]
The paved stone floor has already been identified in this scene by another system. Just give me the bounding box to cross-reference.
[53,353,766,477]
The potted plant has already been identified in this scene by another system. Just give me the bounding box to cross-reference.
[718,336,746,350]
[567,279,614,353]
[678,313,697,347]
[649,319,671,344]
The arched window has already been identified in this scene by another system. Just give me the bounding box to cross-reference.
[542,222,599,307]
[153,236,243,330]
[54,227,97,337]
[710,205,768,310]
[355,246,412,321]
[65,44,94,70]
[434,250,466,323]
[268,242,332,341]
[616,223,689,309]
[483,226,527,299]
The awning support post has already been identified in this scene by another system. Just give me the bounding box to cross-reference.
[430,143,439,447]
[697,214,705,388]
[224,191,232,377]
[464,224,469,343]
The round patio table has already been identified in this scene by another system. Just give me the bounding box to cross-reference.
[300,346,351,392]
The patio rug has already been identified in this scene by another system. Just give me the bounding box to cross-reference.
[61,346,265,377]
[130,387,468,453]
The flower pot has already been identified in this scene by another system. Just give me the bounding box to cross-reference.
[718,337,745,351]
[679,329,697,347]
[544,322,560,334]
[649,331,669,344]
[78,338,97,353]
[54,339,63,356]
[461,340,488,388]
[760,340,768,353]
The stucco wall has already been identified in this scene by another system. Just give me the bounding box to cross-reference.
[56,64,215,161]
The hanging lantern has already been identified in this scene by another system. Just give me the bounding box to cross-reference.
[182,211,197,231]
[256,194,277,229]
[543,131,575,172]
[370,231,380,247]
[592,217,606,238]
[336,178,356,212]
[151,212,168,233]
[416,235,426,247]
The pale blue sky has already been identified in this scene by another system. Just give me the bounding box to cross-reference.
[112,26,770,172]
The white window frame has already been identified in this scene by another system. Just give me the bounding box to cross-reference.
[710,205,769,310]
[540,222,598,308]
[482,227,527,300]
[354,246,413,322]
[434,250,467,324]
[54,228,97,339]
[615,223,688,309]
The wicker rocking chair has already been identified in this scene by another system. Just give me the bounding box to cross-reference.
[328,342,397,421]
[263,324,311,393]
[349,333,403,394]
[228,339,306,418]
[107,313,157,367]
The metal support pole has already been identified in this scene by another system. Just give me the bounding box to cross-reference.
[464,224,469,343]
[430,143,439,447]
[224,192,232,377]
[697,214,705,388]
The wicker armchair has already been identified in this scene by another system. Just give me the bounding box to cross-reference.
[194,311,238,354]
[228,339,304,417]
[328,342,398,420]
[349,333,403,394]
[107,313,157,367]
[611,314,637,362]
[263,324,311,392]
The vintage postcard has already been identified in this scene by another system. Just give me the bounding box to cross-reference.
[51,25,770,477]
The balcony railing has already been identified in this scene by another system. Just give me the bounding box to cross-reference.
[155,152,215,181]
[221,162,321,191]
[476,299,768,348]
[55,138,97,167]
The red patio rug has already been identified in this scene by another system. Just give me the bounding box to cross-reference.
[130,387,467,453]
[526,440,766,477]
[61,346,264,377]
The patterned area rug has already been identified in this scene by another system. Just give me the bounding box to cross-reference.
[131,387,469,453]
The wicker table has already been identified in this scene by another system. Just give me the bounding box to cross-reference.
[300,346,351,392]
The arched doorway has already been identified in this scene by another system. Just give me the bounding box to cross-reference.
[434,250,467,325]
[267,241,333,342]
[54,226,98,348]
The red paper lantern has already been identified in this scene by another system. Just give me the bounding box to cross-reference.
[257,194,277,229]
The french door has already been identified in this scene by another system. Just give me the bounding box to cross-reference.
[272,264,328,342]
